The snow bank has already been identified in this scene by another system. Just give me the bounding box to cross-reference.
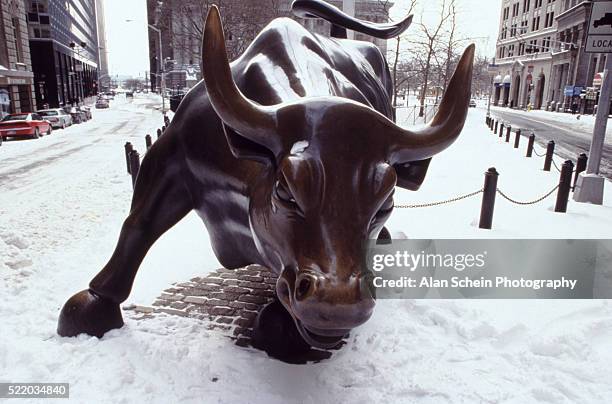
[1,96,611,403]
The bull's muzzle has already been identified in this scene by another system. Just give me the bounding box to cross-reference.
[276,267,375,348]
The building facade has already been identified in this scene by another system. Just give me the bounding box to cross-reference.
[0,0,36,117]
[492,0,610,114]
[146,0,391,92]
[95,0,108,91]
[26,0,99,108]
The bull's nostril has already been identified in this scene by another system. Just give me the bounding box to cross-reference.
[295,274,315,301]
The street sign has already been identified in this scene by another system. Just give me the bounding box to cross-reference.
[564,85,574,96]
[586,1,612,53]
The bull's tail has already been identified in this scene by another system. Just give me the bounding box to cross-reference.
[291,0,412,39]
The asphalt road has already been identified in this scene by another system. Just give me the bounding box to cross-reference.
[486,107,612,180]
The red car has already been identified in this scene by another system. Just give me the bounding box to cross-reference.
[0,113,52,140]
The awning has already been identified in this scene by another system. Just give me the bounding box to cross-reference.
[493,74,502,84]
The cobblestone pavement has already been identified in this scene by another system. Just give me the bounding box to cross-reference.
[124,265,277,347]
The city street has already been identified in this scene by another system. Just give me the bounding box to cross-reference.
[487,106,612,180]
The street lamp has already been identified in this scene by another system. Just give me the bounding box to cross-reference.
[126,19,165,114]
[69,41,88,105]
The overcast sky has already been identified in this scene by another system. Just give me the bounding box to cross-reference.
[103,0,502,77]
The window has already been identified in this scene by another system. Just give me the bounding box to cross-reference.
[12,18,23,64]
[524,0,530,12]
[519,42,526,55]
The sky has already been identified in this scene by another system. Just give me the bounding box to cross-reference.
[102,0,502,77]
[104,0,149,78]
[389,0,502,57]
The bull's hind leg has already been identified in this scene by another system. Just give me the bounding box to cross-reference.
[58,139,193,337]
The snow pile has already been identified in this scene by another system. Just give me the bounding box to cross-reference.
[1,97,611,403]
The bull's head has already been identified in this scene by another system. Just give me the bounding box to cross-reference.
[202,6,474,348]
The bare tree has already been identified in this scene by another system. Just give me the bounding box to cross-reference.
[409,1,451,116]
[376,0,417,107]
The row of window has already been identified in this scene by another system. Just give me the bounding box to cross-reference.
[502,0,555,21]
[498,35,553,58]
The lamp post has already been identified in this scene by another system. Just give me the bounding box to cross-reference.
[148,24,165,114]
[126,19,165,114]
[69,41,88,105]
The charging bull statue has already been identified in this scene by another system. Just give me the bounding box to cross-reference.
[58,0,474,351]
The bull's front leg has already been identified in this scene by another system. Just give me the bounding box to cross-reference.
[57,138,193,337]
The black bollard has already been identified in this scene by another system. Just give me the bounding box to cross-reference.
[526,133,535,157]
[157,128,162,138]
[543,140,555,171]
[164,115,170,127]
[129,150,140,189]
[479,167,499,230]
[499,123,504,138]
[494,120,499,135]
[505,125,511,142]
[514,129,521,148]
[124,142,133,174]
[573,153,588,191]
[145,134,152,150]
[485,116,489,126]
[162,125,166,133]
[555,160,574,213]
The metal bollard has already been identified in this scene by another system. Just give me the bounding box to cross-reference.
[555,160,574,213]
[157,128,162,138]
[145,134,152,150]
[486,116,489,126]
[494,120,499,135]
[479,167,499,230]
[543,140,555,171]
[124,142,133,174]
[526,133,535,157]
[164,115,170,127]
[162,125,166,133]
[573,153,588,191]
[514,129,521,148]
[499,123,504,138]
[505,125,511,142]
[129,150,140,189]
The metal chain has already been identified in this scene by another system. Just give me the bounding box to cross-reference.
[533,149,546,157]
[394,189,483,208]
[551,159,577,174]
[496,185,559,205]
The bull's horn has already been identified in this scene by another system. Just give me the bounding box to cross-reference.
[388,44,475,162]
[201,6,279,151]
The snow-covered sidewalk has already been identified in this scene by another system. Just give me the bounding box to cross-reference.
[0,97,611,403]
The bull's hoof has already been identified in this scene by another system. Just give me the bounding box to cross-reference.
[251,300,331,364]
[57,289,123,337]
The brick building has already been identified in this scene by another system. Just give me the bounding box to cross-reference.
[492,0,611,114]
[0,0,36,117]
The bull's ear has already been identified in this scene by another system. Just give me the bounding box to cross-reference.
[392,158,431,191]
[222,124,276,165]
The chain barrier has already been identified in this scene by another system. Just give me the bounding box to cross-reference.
[496,185,559,205]
[394,189,483,208]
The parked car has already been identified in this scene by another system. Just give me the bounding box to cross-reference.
[0,113,52,139]
[77,106,92,120]
[62,106,84,124]
[95,98,109,109]
[469,99,477,108]
[126,91,134,98]
[37,108,72,129]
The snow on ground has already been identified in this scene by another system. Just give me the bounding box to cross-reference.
[1,95,611,403]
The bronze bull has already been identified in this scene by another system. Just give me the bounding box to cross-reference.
[58,0,474,352]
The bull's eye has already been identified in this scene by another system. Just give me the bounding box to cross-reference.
[274,180,296,204]
[273,180,303,216]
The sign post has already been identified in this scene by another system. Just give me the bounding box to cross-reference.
[574,0,612,204]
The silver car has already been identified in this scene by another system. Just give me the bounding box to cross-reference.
[37,108,73,129]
